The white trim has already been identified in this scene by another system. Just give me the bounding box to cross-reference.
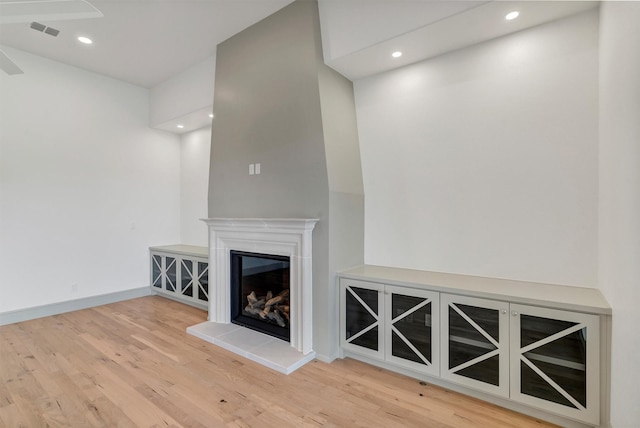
[202,218,318,355]
[152,290,208,310]
[314,352,338,364]
[0,287,152,326]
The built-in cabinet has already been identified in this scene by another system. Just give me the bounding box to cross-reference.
[341,279,439,376]
[339,266,610,427]
[150,245,209,309]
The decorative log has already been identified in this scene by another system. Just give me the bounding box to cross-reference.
[265,311,286,327]
[278,289,290,298]
[246,292,266,310]
[247,291,258,308]
[264,295,284,308]
[245,288,290,326]
[259,304,271,319]
[249,299,264,310]
[244,306,263,316]
[247,291,258,305]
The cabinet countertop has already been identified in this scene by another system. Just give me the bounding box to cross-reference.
[339,265,611,315]
[149,245,208,258]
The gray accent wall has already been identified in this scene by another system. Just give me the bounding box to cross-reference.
[208,0,364,359]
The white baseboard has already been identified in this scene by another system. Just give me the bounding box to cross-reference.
[0,287,152,326]
[150,289,208,311]
[314,352,339,364]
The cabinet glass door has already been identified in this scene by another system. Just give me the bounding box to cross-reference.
[197,261,209,302]
[520,315,586,408]
[151,255,162,288]
[341,279,384,358]
[165,256,176,292]
[386,286,439,375]
[441,294,509,397]
[510,304,599,424]
[181,259,194,297]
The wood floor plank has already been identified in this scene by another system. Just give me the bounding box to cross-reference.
[0,296,559,428]
[0,403,28,428]
[92,362,181,427]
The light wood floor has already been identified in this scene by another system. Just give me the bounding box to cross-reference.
[0,296,557,427]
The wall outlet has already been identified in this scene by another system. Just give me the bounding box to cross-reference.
[71,283,78,292]
[255,163,261,174]
[249,163,255,175]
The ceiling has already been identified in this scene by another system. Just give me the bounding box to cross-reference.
[0,0,295,88]
[0,0,600,90]
[321,0,598,80]
[0,0,599,136]
[0,0,600,136]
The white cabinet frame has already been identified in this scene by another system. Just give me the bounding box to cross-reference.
[440,294,510,398]
[340,278,385,360]
[510,304,600,425]
[151,252,178,294]
[340,279,440,377]
[384,284,439,376]
[150,245,209,310]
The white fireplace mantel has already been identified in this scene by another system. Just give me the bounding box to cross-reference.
[200,218,318,356]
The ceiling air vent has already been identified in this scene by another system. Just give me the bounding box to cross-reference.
[30,21,60,37]
[30,21,45,31]
[44,27,60,36]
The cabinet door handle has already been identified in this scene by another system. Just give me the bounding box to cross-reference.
[512,311,519,317]
[501,309,507,315]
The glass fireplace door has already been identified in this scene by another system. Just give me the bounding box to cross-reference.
[230,251,291,342]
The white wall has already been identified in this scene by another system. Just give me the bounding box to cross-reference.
[180,126,211,247]
[354,10,599,287]
[149,55,215,127]
[598,3,640,427]
[0,47,181,313]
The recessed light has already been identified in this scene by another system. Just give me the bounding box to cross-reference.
[392,51,402,58]
[177,124,184,129]
[209,113,214,118]
[77,36,93,44]
[505,11,519,20]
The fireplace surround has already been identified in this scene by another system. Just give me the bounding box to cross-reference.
[187,218,318,373]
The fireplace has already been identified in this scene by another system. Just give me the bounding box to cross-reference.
[187,218,318,374]
[230,250,290,342]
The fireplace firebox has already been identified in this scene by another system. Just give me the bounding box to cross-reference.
[230,250,291,342]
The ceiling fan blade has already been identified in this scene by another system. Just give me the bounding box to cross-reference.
[0,0,103,25]
[0,49,24,75]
